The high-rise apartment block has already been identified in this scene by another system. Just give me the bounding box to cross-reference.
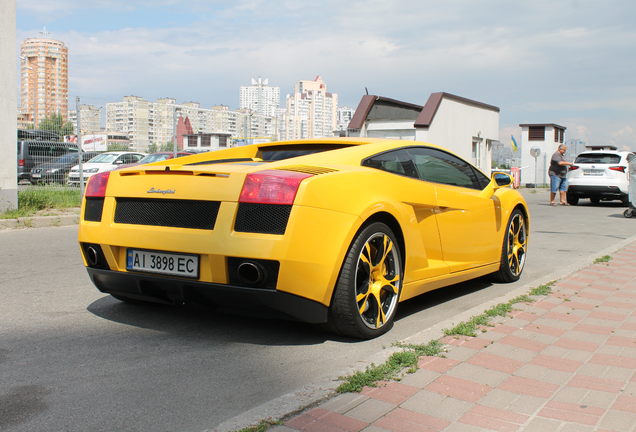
[240,77,280,117]
[106,96,277,151]
[281,76,338,140]
[337,106,354,132]
[68,104,101,134]
[20,34,68,127]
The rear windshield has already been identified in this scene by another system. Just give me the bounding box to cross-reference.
[88,153,119,163]
[574,153,621,164]
[258,144,352,161]
[186,143,353,166]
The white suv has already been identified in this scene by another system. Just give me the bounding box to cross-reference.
[566,150,635,205]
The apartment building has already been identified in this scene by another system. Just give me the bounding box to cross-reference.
[20,35,68,127]
[106,96,276,151]
[281,76,338,140]
[240,77,280,117]
[68,104,101,134]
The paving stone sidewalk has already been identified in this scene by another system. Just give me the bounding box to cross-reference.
[271,242,636,432]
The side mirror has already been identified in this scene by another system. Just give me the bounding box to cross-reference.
[493,172,512,187]
[479,172,513,198]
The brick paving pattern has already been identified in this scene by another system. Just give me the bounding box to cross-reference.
[270,242,636,432]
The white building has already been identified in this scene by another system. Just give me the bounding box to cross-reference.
[106,96,276,151]
[348,93,500,174]
[336,106,354,133]
[519,123,566,186]
[69,104,101,134]
[281,76,338,140]
[240,77,280,117]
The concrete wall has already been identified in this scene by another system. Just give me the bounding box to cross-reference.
[0,1,17,212]
[363,120,416,140]
[416,98,499,174]
[519,126,560,186]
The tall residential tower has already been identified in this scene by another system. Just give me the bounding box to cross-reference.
[240,77,280,117]
[20,32,69,127]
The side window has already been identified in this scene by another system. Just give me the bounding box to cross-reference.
[406,147,483,190]
[362,149,418,178]
[132,154,143,162]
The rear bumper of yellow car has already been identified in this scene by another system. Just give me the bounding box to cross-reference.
[79,198,362,314]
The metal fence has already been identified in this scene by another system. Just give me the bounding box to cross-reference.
[18,97,121,195]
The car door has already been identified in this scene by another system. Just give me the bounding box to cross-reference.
[362,149,449,283]
[407,147,501,273]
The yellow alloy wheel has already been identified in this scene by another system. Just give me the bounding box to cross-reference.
[329,222,402,339]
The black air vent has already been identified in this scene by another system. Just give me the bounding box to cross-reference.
[115,198,220,230]
[84,198,105,222]
[234,203,291,235]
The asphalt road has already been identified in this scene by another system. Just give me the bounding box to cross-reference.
[1,190,635,432]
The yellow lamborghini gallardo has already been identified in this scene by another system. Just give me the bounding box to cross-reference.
[78,138,529,339]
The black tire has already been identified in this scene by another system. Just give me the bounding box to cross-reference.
[491,209,528,283]
[590,197,600,205]
[624,209,634,218]
[328,222,402,339]
[566,193,579,205]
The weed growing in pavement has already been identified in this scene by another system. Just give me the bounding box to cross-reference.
[336,340,443,393]
[236,419,281,432]
[0,187,81,219]
[594,255,611,264]
[529,281,555,296]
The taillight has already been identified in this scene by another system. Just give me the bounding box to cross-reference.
[239,170,313,205]
[18,159,25,166]
[609,166,626,173]
[85,171,110,197]
[569,165,579,171]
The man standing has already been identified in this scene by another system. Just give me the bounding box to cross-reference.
[549,144,574,206]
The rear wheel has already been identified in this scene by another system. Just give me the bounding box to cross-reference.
[328,222,402,339]
[566,193,579,205]
[491,209,528,283]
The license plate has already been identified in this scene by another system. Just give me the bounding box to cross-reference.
[32,173,41,178]
[126,249,199,278]
[583,169,604,176]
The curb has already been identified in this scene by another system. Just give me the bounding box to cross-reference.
[211,232,636,432]
[0,212,79,230]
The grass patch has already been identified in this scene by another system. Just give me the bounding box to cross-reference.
[337,340,443,393]
[529,281,555,296]
[236,419,281,432]
[510,294,534,304]
[0,187,81,219]
[594,255,611,264]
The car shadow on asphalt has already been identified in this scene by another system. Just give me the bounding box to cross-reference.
[394,277,493,321]
[87,296,330,346]
[86,276,495,346]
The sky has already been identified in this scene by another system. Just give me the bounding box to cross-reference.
[16,0,636,150]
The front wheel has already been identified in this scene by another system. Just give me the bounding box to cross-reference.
[491,209,528,283]
[328,222,402,339]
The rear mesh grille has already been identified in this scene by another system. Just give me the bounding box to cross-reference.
[234,203,291,235]
[84,198,104,222]
[115,198,219,230]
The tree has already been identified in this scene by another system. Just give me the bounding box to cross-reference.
[38,113,74,136]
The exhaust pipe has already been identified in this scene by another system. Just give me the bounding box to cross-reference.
[237,261,266,286]
[86,246,99,266]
